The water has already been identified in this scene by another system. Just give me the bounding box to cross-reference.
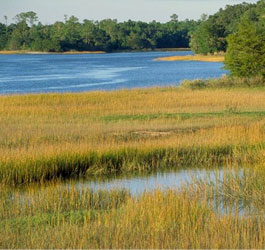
[12,167,252,216]
[0,51,227,95]
[72,168,223,196]
[72,168,251,216]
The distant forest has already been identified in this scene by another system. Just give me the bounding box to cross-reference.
[0,0,264,54]
[0,14,198,52]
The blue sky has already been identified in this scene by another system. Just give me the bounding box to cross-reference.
[0,0,259,24]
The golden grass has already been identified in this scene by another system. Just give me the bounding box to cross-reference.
[0,50,30,54]
[154,54,225,62]
[1,180,265,248]
[1,86,265,248]
[1,87,265,184]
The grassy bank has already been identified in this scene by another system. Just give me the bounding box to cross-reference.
[181,75,265,89]
[154,54,225,62]
[1,167,265,248]
[1,85,265,248]
[0,87,265,184]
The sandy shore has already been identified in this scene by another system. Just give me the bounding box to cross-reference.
[0,50,106,55]
[154,54,225,62]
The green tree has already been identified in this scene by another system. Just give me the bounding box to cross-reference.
[14,11,38,27]
[1,11,200,52]
[62,15,82,50]
[8,21,29,49]
[0,23,8,49]
[225,12,265,77]
[190,2,256,54]
[170,14,179,22]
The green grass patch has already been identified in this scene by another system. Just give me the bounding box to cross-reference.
[102,111,265,122]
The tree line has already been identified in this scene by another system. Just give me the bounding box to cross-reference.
[1,0,264,78]
[0,13,198,52]
[189,0,265,78]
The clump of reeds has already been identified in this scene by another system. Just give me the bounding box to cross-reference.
[180,75,265,89]
[1,181,265,249]
[2,144,264,185]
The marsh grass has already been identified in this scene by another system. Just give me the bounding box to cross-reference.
[1,83,265,248]
[181,75,265,89]
[213,167,265,212]
[1,87,265,184]
[1,178,265,249]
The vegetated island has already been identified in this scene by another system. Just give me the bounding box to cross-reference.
[154,54,225,62]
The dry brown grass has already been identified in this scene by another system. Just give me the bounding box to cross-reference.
[1,86,265,248]
[0,87,265,184]
[154,54,225,62]
[0,88,264,160]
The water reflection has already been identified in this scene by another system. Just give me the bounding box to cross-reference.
[70,168,224,196]
[7,167,258,216]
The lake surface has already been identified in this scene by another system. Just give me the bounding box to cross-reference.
[0,51,227,95]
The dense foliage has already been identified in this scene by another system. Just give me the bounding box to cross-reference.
[189,2,257,54]
[0,12,198,52]
[224,1,265,77]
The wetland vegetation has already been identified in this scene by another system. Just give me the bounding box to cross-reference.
[1,86,265,185]
[1,83,265,248]
[1,0,265,248]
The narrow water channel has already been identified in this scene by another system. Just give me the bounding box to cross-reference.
[70,168,225,196]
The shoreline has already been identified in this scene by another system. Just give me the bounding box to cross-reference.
[154,54,225,62]
[0,48,190,55]
[0,50,106,55]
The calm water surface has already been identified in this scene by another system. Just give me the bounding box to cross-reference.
[0,51,227,94]
[72,168,224,196]
[72,168,248,216]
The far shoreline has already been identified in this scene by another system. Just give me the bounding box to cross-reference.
[0,48,191,55]
[0,50,106,55]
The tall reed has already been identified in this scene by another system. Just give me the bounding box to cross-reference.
[1,180,265,249]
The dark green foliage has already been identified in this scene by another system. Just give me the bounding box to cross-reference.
[190,2,256,54]
[0,12,199,52]
[224,1,265,77]
[0,23,8,49]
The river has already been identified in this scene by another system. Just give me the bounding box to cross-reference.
[0,51,227,94]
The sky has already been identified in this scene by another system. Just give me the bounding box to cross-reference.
[0,0,259,24]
